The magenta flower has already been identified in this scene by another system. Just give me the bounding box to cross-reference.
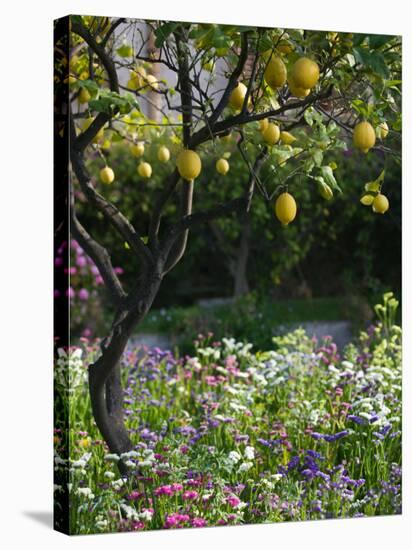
[114,267,124,274]
[76,256,87,267]
[192,517,207,527]
[227,495,241,508]
[182,490,198,501]
[78,288,89,301]
[68,266,77,275]
[54,257,63,267]
[126,491,142,501]
[154,485,174,496]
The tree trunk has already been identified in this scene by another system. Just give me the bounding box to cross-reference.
[233,215,251,297]
[88,273,162,475]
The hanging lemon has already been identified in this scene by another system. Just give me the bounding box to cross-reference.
[216,158,230,175]
[264,56,287,89]
[138,162,152,178]
[262,123,280,145]
[280,131,296,145]
[275,192,297,225]
[372,194,389,214]
[229,82,249,111]
[158,146,170,163]
[176,149,202,181]
[353,122,376,153]
[78,88,91,104]
[291,57,320,89]
[100,166,115,184]
[131,142,145,157]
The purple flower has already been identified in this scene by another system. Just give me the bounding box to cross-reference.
[227,495,241,508]
[347,415,367,425]
[324,430,349,442]
[191,517,207,528]
[182,490,198,501]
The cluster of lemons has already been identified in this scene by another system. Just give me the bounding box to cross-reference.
[93,47,391,226]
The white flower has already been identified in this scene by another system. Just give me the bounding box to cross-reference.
[238,461,253,472]
[104,453,120,462]
[139,509,153,521]
[244,446,255,460]
[120,503,139,520]
[77,487,94,499]
[228,451,241,464]
[104,471,115,479]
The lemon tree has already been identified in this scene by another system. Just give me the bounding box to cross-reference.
[59,15,401,470]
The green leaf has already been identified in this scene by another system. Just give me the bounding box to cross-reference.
[312,149,323,167]
[320,165,341,192]
[368,34,394,50]
[353,47,390,78]
[154,22,179,48]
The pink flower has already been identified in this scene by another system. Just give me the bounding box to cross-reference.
[182,490,198,501]
[95,275,104,285]
[81,328,92,338]
[67,287,75,299]
[227,495,241,508]
[68,266,77,275]
[78,288,89,301]
[171,483,183,492]
[76,256,87,267]
[154,485,174,496]
[114,267,124,275]
[192,517,207,528]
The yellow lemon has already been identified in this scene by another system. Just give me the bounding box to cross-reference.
[216,158,230,175]
[280,131,296,145]
[292,57,320,89]
[131,142,145,157]
[288,75,310,99]
[100,166,115,184]
[127,66,147,90]
[176,149,202,180]
[262,123,280,145]
[259,118,269,133]
[372,194,389,214]
[78,88,91,104]
[158,145,170,163]
[264,56,287,89]
[376,121,389,139]
[353,121,376,153]
[229,82,249,111]
[275,192,297,225]
[360,194,375,206]
[277,40,294,54]
[138,162,152,178]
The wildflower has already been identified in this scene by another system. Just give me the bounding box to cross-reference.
[76,487,94,499]
[244,446,255,460]
[192,517,207,527]
[182,490,198,501]
[227,495,241,508]
[238,462,253,473]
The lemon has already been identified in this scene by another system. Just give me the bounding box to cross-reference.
[131,142,145,157]
[262,123,280,145]
[264,56,287,89]
[138,162,152,178]
[176,149,202,180]
[376,121,389,139]
[259,118,269,133]
[277,40,294,54]
[216,158,230,175]
[158,145,170,163]
[78,88,91,104]
[353,121,376,153]
[100,166,115,184]
[292,57,320,89]
[280,131,296,145]
[229,82,249,111]
[372,194,389,214]
[288,75,310,99]
[360,194,375,206]
[275,192,297,225]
